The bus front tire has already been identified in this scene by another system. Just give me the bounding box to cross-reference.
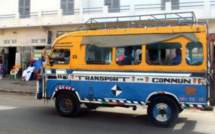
[55,91,80,117]
[147,96,179,127]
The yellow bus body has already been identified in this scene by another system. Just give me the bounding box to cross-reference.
[47,25,207,72]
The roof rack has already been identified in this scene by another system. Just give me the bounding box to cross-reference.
[76,11,198,31]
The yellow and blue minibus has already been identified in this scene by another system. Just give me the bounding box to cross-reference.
[36,12,215,127]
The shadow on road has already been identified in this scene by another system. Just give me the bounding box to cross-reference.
[34,106,208,134]
[0,104,210,134]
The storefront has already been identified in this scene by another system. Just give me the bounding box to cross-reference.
[0,26,78,75]
[0,46,21,75]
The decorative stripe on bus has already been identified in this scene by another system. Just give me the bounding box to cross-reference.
[81,98,145,106]
[71,75,205,85]
[181,103,206,110]
[46,69,206,85]
[80,98,206,109]
[73,71,192,77]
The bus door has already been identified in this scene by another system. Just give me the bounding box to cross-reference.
[209,33,215,106]
[84,45,113,100]
[45,48,71,98]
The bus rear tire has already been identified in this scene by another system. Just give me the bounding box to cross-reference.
[55,91,80,117]
[147,96,179,127]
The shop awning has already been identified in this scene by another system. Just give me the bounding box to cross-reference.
[81,33,199,47]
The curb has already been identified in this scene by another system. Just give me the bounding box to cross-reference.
[0,90,35,96]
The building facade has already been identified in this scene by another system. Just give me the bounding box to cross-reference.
[0,0,214,73]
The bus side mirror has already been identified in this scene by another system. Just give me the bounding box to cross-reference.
[41,55,45,62]
[49,60,54,66]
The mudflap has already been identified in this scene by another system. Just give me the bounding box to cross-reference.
[204,106,214,111]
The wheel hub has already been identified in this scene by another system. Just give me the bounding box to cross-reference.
[159,109,166,116]
[61,99,73,112]
[153,103,171,122]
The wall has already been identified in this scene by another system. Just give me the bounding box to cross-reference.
[209,21,215,33]
[31,0,60,12]
[0,25,81,48]
[0,0,18,15]
[0,28,46,47]
[0,0,214,29]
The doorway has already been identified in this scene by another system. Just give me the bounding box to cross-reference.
[7,47,16,74]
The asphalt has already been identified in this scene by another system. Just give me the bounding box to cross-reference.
[0,93,215,134]
[0,78,214,134]
[0,77,36,95]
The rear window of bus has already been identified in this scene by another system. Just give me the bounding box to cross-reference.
[186,42,203,65]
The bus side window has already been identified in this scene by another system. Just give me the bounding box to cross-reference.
[116,45,142,65]
[186,42,203,65]
[51,49,70,65]
[146,43,182,65]
[86,45,112,64]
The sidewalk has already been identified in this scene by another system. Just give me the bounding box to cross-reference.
[0,77,36,95]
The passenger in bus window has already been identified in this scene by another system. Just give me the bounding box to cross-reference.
[56,50,70,62]
[148,49,158,64]
[118,55,124,62]
[172,48,190,65]
[119,46,134,65]
[64,51,70,62]
[139,54,142,61]
[47,50,70,64]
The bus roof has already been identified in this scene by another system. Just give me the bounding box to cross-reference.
[52,12,207,48]
[52,24,206,48]
[77,11,200,31]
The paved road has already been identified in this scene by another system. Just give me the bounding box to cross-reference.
[0,93,215,134]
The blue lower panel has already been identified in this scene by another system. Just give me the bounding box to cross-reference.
[46,80,207,104]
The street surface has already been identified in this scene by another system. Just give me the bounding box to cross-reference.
[0,93,215,134]
[0,78,36,95]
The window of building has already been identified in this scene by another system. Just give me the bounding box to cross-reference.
[86,45,112,64]
[146,43,182,65]
[186,42,203,65]
[116,45,142,65]
[12,40,17,44]
[40,39,46,43]
[172,0,180,10]
[61,0,74,15]
[161,0,179,10]
[105,0,120,13]
[51,49,70,64]
[4,40,10,44]
[31,39,38,44]
[19,0,30,18]
[56,31,72,38]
